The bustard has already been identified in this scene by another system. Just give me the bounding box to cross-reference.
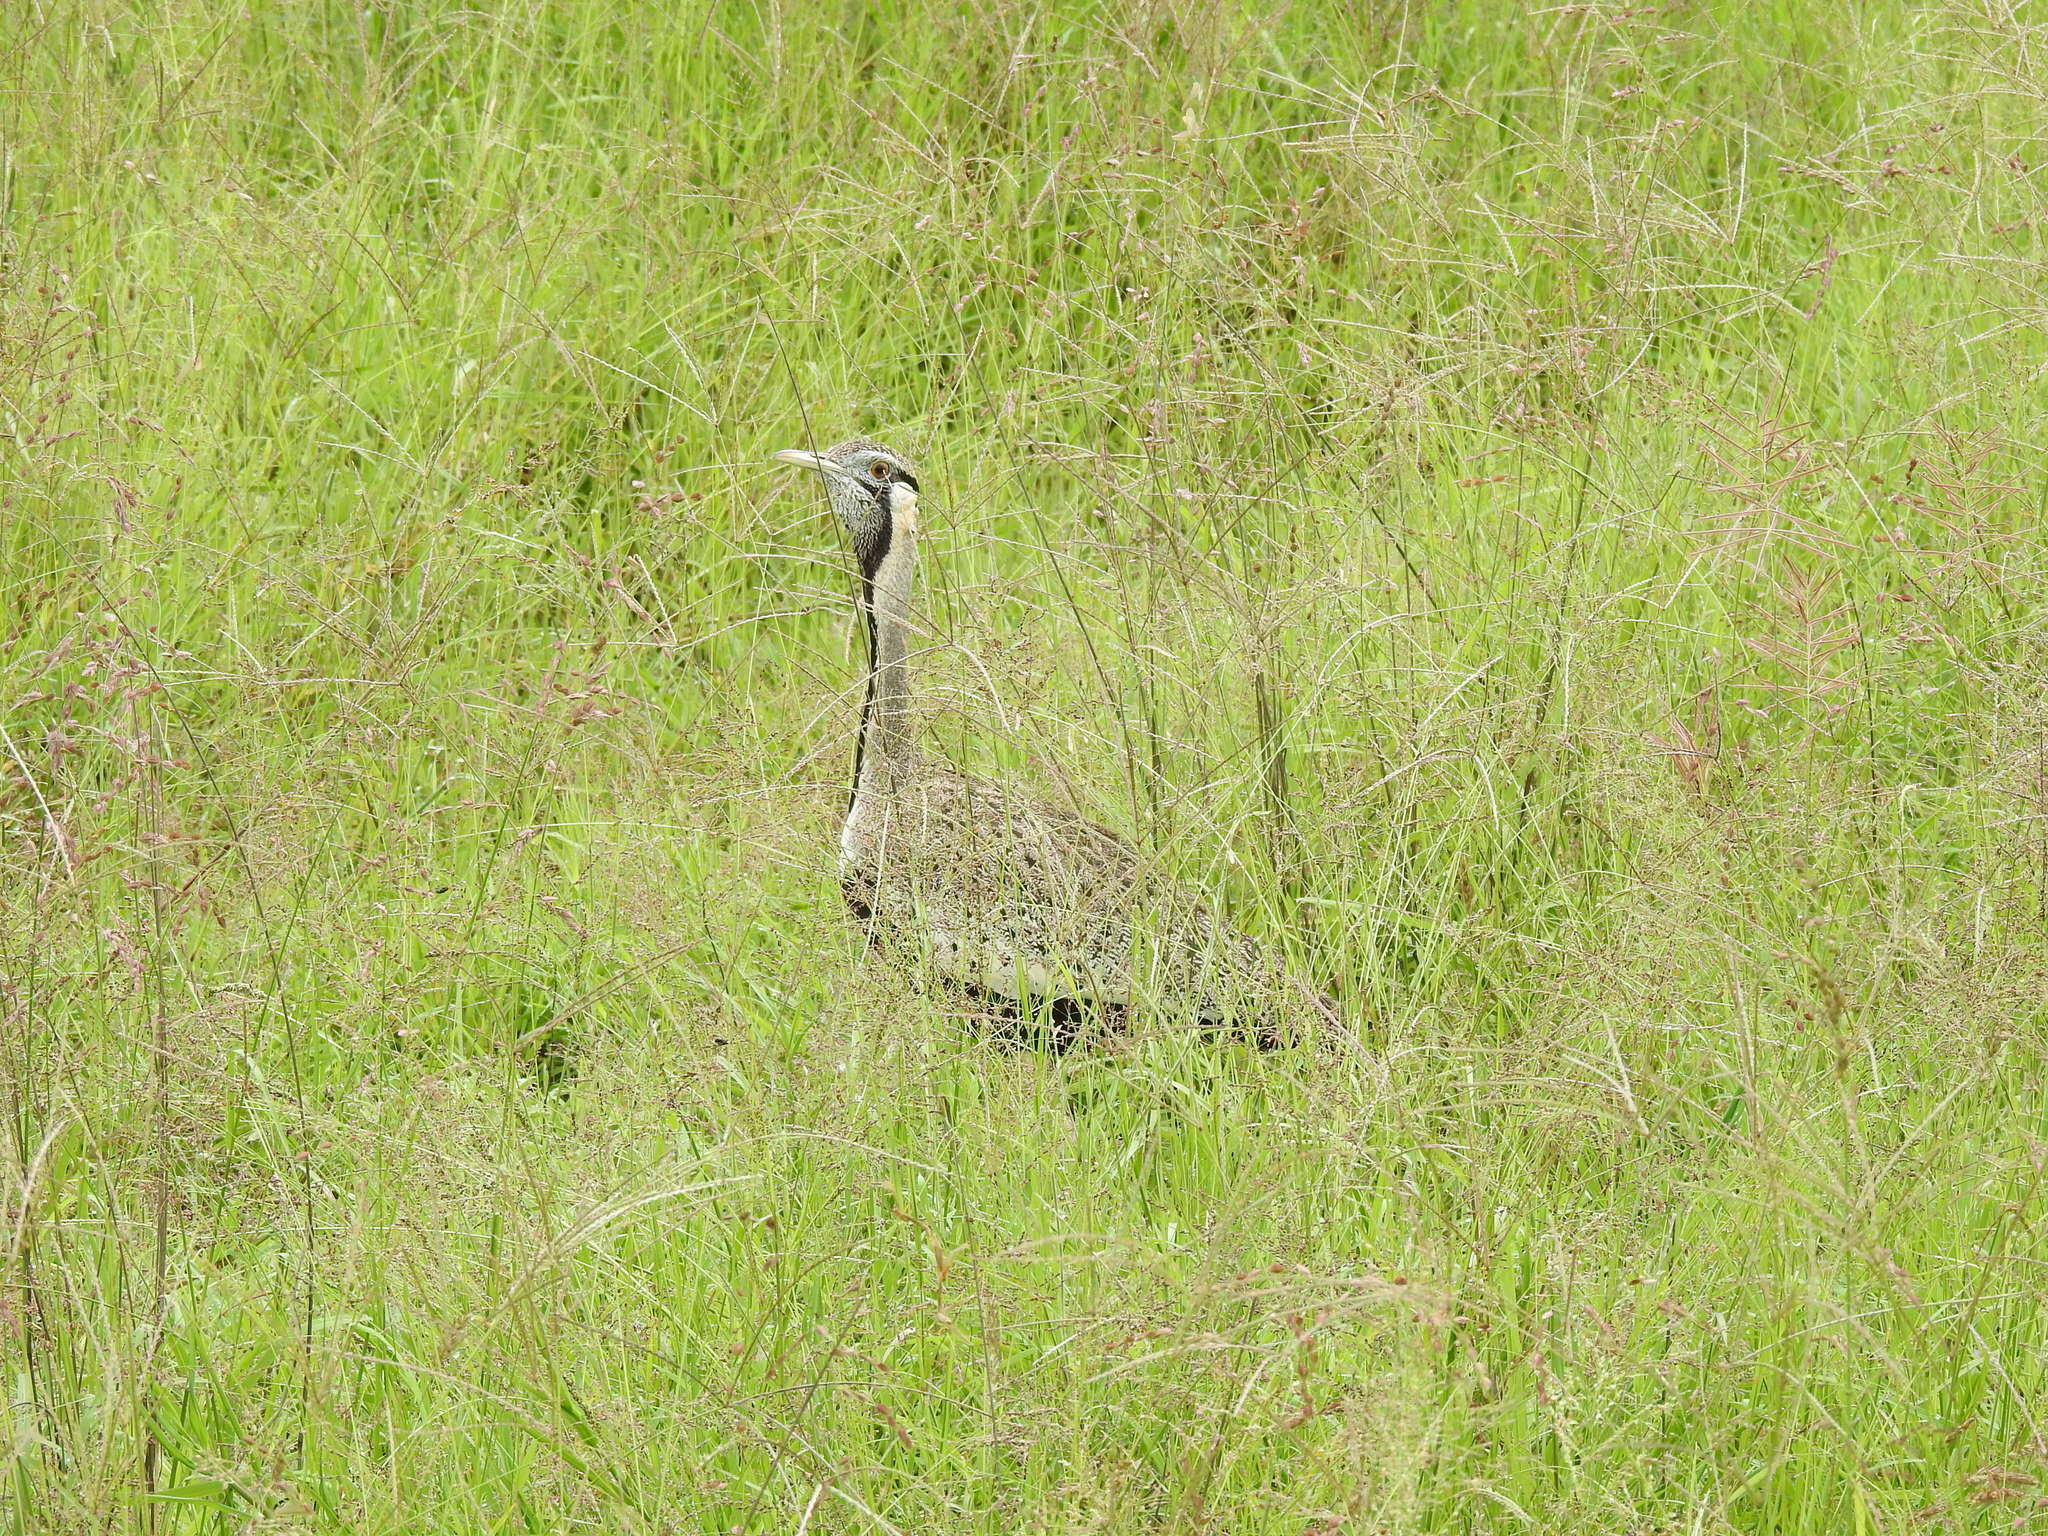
[774,439,1311,1046]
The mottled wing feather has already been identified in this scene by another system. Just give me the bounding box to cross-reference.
[841,768,1270,1023]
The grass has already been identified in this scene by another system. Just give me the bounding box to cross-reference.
[3,0,2047,1529]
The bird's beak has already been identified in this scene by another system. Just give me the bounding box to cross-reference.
[772,448,848,480]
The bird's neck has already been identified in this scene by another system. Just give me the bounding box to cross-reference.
[851,499,918,813]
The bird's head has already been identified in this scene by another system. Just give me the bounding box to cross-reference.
[773,440,921,569]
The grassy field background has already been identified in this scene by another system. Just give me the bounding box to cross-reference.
[5,0,2048,1529]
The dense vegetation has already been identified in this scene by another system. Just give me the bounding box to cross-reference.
[4,1,2046,1529]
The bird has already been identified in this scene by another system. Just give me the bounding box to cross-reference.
[773,438,1317,1048]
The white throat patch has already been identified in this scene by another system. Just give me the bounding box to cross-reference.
[890,484,919,536]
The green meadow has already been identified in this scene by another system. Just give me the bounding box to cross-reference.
[4,0,2047,1529]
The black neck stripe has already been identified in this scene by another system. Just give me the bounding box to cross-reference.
[849,603,879,812]
[856,499,894,585]
[849,497,892,810]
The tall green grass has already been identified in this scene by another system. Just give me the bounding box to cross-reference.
[4,0,2046,1529]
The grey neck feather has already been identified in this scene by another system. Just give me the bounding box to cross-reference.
[853,503,917,803]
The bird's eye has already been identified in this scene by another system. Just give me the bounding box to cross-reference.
[869,461,891,482]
